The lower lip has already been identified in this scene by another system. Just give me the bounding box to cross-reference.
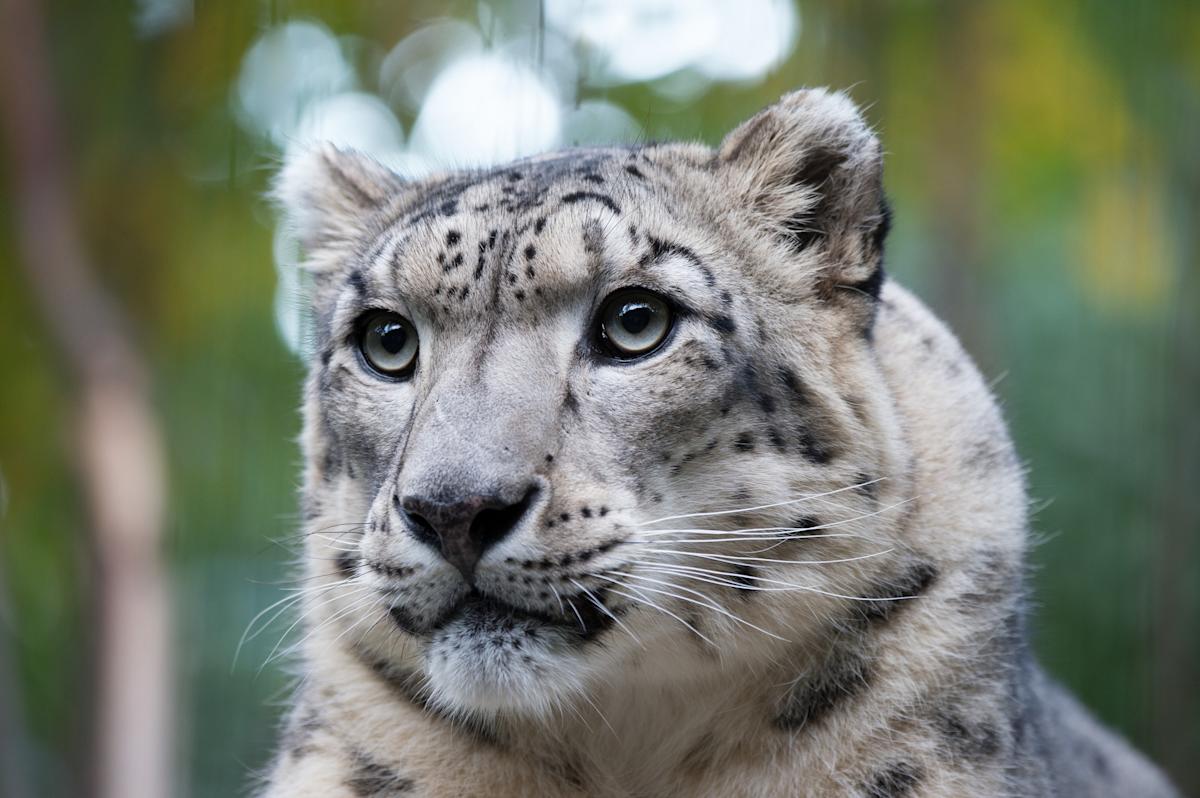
[447,590,613,639]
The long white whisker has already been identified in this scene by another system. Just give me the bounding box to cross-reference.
[568,577,639,646]
[602,584,716,646]
[606,572,786,641]
[641,532,865,544]
[259,584,374,673]
[271,587,379,666]
[641,561,919,604]
[640,548,895,567]
[330,595,387,647]
[637,563,818,594]
[548,583,567,616]
[635,479,886,526]
[311,534,363,551]
[234,579,348,669]
[564,595,588,633]
[635,500,913,546]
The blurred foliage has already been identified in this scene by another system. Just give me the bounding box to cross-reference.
[0,1,1196,796]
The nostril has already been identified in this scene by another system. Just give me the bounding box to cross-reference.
[399,507,439,549]
[397,484,540,578]
[469,485,539,553]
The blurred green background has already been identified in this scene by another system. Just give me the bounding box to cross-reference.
[1,1,1197,796]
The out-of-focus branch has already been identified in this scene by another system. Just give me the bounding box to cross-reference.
[0,2,173,798]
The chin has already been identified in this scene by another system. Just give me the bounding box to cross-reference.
[420,595,599,717]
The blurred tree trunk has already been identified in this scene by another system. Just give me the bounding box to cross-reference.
[0,2,174,798]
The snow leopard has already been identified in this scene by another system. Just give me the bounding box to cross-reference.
[258,88,1180,797]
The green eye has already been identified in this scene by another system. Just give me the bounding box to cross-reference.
[597,289,674,359]
[358,311,419,378]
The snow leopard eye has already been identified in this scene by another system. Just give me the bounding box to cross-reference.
[596,289,674,359]
[357,311,419,379]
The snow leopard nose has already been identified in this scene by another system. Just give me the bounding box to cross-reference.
[399,485,539,579]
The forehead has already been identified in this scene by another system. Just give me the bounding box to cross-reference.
[346,148,722,318]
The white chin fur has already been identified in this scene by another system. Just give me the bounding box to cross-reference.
[423,613,593,717]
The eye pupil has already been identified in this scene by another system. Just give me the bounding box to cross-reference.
[597,289,674,360]
[358,311,419,379]
[379,324,408,354]
[618,304,652,335]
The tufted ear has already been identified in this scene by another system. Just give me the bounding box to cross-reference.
[719,88,890,298]
[273,143,405,273]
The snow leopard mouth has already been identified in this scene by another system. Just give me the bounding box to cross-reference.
[432,590,616,642]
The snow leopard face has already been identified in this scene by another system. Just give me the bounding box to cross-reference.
[278,89,910,719]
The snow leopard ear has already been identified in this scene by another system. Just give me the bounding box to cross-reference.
[719,88,889,297]
[273,143,405,273]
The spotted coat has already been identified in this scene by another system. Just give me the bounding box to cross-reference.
[256,89,1179,798]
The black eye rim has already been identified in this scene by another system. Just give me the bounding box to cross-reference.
[353,309,420,381]
[592,287,678,363]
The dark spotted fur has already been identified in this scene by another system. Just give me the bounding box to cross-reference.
[261,88,1180,798]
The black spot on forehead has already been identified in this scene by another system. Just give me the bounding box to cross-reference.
[393,148,629,229]
[644,236,715,287]
[561,190,621,215]
[480,149,622,202]
[396,176,475,227]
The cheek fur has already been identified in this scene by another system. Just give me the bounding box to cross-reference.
[313,364,415,488]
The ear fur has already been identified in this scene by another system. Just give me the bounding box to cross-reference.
[273,143,405,273]
[719,88,889,297]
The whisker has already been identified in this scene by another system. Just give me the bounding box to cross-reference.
[576,686,618,737]
[639,547,896,567]
[640,561,921,605]
[601,584,716,647]
[635,479,886,527]
[271,586,379,665]
[310,533,364,551]
[564,596,588,633]
[296,522,369,537]
[606,572,785,641]
[568,577,640,646]
[259,584,375,673]
[548,583,567,616]
[636,563,815,595]
[233,579,349,669]
[329,595,388,647]
[245,571,349,587]
[640,532,866,545]
[634,499,913,545]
